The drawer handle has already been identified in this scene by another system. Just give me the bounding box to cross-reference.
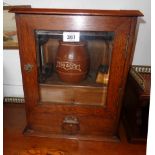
[62,116,80,135]
[24,64,33,72]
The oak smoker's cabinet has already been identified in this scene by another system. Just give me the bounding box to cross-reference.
[10,8,143,141]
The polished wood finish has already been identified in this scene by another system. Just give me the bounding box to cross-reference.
[4,104,146,155]
[40,84,107,106]
[10,8,143,16]
[12,8,142,141]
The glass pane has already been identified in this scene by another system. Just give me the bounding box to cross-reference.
[35,30,114,106]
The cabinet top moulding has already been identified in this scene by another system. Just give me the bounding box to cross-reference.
[9,8,143,17]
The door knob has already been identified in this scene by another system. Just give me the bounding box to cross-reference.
[24,64,33,72]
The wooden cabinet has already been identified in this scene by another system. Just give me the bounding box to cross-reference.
[10,8,143,141]
[123,66,150,143]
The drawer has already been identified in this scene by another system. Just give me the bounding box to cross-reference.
[29,111,114,136]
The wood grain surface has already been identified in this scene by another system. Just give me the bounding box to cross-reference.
[13,8,142,140]
[10,8,143,16]
[4,104,146,155]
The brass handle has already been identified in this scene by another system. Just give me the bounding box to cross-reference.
[24,64,33,72]
[62,116,80,135]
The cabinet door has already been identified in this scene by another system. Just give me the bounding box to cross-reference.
[16,14,136,126]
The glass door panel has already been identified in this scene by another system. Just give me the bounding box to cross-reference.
[35,30,114,106]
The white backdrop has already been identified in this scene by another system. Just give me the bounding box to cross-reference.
[3,0,151,97]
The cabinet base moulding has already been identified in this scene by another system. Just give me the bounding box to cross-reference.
[23,126,120,142]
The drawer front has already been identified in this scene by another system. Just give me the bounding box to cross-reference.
[29,111,114,136]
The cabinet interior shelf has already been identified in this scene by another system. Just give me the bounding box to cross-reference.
[40,72,107,88]
[39,72,107,106]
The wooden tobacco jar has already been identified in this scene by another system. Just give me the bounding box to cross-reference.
[56,42,89,83]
